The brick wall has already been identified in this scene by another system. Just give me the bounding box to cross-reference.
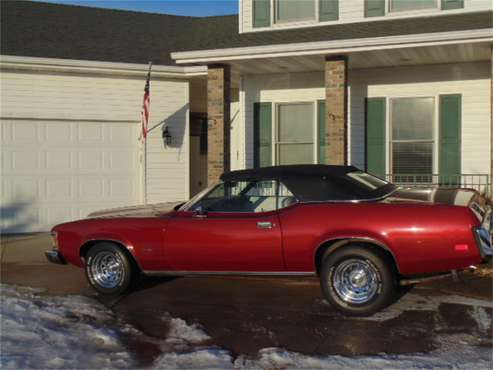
[207,65,231,184]
[325,56,348,165]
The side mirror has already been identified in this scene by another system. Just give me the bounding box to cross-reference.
[192,206,207,218]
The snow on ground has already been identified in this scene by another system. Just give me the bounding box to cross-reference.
[1,284,492,369]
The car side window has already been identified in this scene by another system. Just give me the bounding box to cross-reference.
[277,182,298,209]
[192,180,278,213]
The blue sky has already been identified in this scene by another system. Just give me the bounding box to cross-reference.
[31,0,238,16]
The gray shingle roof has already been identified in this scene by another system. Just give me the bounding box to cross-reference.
[1,1,491,66]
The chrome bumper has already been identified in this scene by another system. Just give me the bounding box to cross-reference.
[45,250,66,265]
[473,227,493,262]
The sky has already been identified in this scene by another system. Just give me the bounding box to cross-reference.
[30,0,239,16]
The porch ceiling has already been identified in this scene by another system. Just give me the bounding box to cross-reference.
[229,42,492,76]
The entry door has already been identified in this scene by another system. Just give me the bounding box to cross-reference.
[164,211,284,272]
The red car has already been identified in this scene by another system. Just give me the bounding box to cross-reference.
[46,165,492,316]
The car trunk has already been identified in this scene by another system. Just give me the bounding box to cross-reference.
[382,187,492,230]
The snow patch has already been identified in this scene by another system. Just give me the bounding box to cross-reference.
[166,317,211,344]
[154,348,233,369]
[0,284,135,369]
[235,346,493,370]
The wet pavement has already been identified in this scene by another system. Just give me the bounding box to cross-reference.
[1,233,492,366]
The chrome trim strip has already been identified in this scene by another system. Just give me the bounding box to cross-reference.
[143,271,316,277]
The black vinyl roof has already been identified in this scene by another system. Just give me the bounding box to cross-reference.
[221,165,357,182]
[2,1,492,66]
[221,165,396,202]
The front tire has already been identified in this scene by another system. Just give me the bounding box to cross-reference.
[85,242,132,295]
[320,246,397,316]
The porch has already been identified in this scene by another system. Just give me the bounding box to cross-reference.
[185,42,492,197]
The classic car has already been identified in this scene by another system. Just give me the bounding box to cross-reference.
[46,165,492,316]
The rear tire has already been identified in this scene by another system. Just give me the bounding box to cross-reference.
[320,246,397,316]
[85,242,133,295]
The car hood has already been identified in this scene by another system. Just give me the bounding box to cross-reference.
[87,201,183,218]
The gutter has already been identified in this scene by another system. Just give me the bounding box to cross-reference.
[171,29,493,64]
[0,55,207,78]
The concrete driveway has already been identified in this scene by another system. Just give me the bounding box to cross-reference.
[1,233,492,367]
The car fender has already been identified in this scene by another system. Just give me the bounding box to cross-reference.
[78,233,139,267]
[313,233,401,273]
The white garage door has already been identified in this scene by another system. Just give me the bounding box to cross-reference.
[1,119,142,233]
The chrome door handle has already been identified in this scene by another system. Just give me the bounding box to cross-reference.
[257,221,273,229]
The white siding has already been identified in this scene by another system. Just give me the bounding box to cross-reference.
[239,62,491,178]
[240,0,492,34]
[1,68,190,214]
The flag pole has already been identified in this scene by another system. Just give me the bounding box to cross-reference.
[143,61,152,205]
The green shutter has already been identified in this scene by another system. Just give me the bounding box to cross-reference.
[365,0,385,17]
[366,98,386,178]
[439,94,461,185]
[441,0,464,10]
[319,0,339,21]
[254,102,272,168]
[317,100,326,164]
[253,0,270,28]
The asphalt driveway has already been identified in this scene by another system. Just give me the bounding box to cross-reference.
[1,233,492,367]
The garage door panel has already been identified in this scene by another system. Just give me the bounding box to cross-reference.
[46,178,73,201]
[78,123,104,142]
[78,151,104,171]
[45,122,71,142]
[1,120,142,232]
[108,151,139,171]
[12,151,39,171]
[46,151,72,171]
[12,122,39,142]
[109,123,136,142]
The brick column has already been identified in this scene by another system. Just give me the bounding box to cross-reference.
[325,55,348,165]
[207,64,231,185]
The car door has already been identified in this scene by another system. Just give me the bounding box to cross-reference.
[163,180,285,272]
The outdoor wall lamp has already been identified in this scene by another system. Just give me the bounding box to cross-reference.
[162,126,172,146]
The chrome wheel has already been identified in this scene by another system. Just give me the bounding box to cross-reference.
[332,258,379,304]
[90,251,124,289]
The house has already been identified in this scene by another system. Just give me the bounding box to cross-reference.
[1,0,492,233]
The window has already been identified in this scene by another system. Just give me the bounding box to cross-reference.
[191,180,277,213]
[276,103,315,165]
[278,182,298,208]
[390,97,435,182]
[275,0,316,23]
[188,180,297,213]
[389,0,437,12]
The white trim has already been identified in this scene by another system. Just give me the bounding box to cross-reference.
[172,29,493,64]
[0,55,208,78]
[244,6,489,34]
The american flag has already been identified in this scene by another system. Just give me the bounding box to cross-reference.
[141,63,152,140]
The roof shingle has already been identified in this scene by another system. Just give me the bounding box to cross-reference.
[1,1,491,66]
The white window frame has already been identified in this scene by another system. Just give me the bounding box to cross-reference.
[388,96,437,177]
[273,101,318,165]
